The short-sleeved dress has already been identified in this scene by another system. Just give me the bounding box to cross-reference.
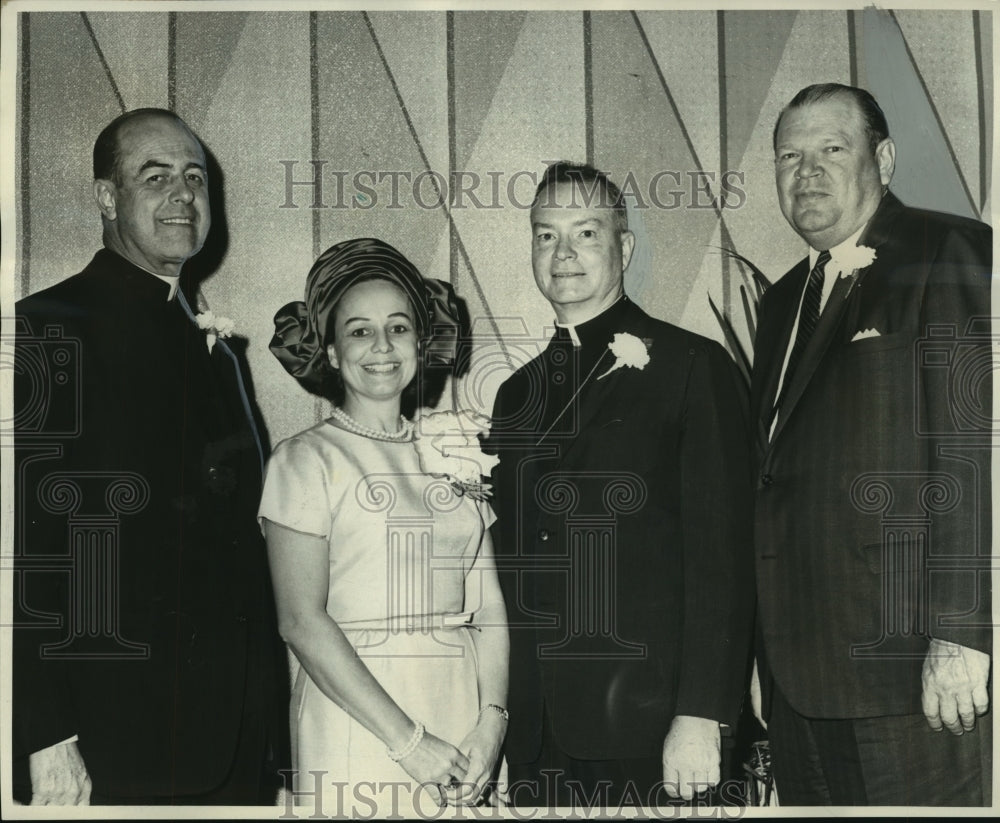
[258,419,495,815]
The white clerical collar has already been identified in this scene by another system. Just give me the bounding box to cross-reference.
[554,296,626,348]
[809,224,866,269]
[555,321,582,347]
[130,262,179,301]
[151,272,180,301]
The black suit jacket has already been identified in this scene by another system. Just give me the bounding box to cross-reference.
[752,193,992,720]
[488,297,754,762]
[13,249,284,799]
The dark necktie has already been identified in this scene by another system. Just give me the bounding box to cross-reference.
[773,249,830,418]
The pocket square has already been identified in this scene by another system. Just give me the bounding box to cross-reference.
[851,328,881,342]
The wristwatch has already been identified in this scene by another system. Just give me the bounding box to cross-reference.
[481,703,509,721]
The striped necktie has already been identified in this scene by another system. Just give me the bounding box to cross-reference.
[773,249,831,418]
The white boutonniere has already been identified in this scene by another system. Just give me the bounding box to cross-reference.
[412,410,500,501]
[829,244,877,279]
[195,310,235,352]
[596,332,652,380]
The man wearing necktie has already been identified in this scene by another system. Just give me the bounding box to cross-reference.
[487,162,754,808]
[751,83,992,805]
[13,109,285,805]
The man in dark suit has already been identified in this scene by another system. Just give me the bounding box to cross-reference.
[487,162,754,808]
[13,108,284,804]
[752,83,992,805]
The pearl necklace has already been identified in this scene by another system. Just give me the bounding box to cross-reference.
[330,406,413,442]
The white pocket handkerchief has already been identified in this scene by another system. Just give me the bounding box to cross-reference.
[851,327,881,342]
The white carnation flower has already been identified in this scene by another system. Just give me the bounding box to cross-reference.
[597,332,651,380]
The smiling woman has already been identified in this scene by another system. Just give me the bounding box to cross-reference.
[325,278,420,422]
[260,238,509,815]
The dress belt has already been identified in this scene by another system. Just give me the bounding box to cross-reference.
[339,612,475,633]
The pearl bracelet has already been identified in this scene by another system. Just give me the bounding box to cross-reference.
[387,721,425,762]
[480,704,509,722]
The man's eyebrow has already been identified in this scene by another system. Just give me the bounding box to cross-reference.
[136,160,206,173]
[777,129,854,149]
[532,216,603,229]
[137,160,171,174]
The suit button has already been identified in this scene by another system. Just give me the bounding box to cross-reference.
[761,474,773,486]
[539,529,550,542]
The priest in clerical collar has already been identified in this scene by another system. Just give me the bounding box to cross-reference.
[487,160,754,809]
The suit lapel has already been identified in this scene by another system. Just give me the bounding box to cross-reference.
[214,338,264,471]
[755,262,806,452]
[768,272,854,443]
[767,193,903,445]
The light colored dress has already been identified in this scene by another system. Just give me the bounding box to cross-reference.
[258,419,495,816]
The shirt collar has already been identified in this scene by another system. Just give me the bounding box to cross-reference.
[554,295,632,350]
[149,271,180,301]
[100,247,179,300]
[808,224,866,269]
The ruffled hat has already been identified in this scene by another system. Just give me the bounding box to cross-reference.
[270,238,468,393]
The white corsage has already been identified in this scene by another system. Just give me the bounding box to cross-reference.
[829,244,877,279]
[195,311,235,352]
[412,410,500,500]
[597,332,652,380]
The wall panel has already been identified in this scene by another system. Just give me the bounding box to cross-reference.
[11,7,991,445]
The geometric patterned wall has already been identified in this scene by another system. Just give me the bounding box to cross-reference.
[11,7,992,447]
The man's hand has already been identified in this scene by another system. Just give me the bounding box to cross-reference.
[921,638,990,735]
[29,741,91,805]
[661,715,720,801]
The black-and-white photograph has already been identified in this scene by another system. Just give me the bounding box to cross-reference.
[1,0,994,817]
